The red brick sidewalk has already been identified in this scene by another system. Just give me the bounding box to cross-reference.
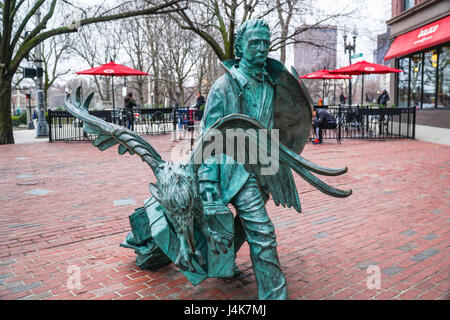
[0,136,448,300]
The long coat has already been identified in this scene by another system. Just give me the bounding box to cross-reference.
[198,58,312,206]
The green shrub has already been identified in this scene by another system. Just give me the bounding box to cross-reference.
[11,113,27,126]
[11,116,20,126]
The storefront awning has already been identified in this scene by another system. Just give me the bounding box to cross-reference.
[384,15,450,60]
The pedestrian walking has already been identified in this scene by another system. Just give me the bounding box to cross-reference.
[32,108,37,127]
[339,93,346,105]
[195,91,206,109]
[124,92,137,130]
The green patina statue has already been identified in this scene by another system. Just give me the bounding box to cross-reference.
[64,19,351,300]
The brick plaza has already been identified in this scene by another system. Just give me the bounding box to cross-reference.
[0,135,448,300]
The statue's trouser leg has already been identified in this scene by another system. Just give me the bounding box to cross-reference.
[231,175,287,300]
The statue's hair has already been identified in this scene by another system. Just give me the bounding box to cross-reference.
[234,19,271,58]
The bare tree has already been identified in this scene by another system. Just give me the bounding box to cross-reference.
[194,43,221,95]
[0,0,185,144]
[143,15,167,107]
[39,35,72,110]
[157,18,201,105]
[119,18,150,107]
[163,0,351,65]
[165,0,260,61]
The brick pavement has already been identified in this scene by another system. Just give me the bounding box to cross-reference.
[0,135,448,300]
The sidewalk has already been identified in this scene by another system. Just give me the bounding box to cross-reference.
[12,129,47,144]
[414,124,450,146]
[0,135,448,300]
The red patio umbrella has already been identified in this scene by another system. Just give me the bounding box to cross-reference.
[300,69,352,105]
[329,61,402,105]
[76,61,149,123]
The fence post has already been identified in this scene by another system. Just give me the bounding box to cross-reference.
[338,106,342,142]
[172,107,177,141]
[48,109,52,142]
[412,106,416,139]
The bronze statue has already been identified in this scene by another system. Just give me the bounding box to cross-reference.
[64,19,351,300]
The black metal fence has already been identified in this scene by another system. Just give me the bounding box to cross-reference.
[311,106,416,142]
[48,108,204,142]
[49,106,415,143]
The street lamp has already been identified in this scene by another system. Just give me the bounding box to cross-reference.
[343,27,357,106]
[34,10,49,137]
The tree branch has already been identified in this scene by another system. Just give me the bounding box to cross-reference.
[9,0,45,55]
[9,0,186,75]
[1,0,12,66]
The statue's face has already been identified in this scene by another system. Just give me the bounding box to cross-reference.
[241,27,270,67]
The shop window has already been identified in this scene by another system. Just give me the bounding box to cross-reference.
[422,50,437,108]
[397,57,410,107]
[410,53,422,107]
[437,45,449,108]
[403,0,414,11]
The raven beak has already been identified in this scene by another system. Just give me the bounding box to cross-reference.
[181,224,195,253]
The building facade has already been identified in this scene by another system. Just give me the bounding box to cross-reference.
[294,25,338,103]
[385,0,449,108]
[294,25,337,75]
[374,27,392,66]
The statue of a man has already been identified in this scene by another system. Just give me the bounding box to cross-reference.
[198,19,289,300]
[64,18,352,301]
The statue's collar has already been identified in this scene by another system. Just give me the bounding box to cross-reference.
[221,58,285,84]
[231,64,274,88]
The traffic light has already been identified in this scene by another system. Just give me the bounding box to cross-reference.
[23,67,44,79]
[25,93,30,100]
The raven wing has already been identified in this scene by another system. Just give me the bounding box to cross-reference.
[64,86,164,172]
[190,114,351,213]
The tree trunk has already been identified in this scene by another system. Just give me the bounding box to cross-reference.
[0,77,15,144]
[279,25,289,65]
[136,78,145,107]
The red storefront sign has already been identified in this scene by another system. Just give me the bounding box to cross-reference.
[384,15,450,60]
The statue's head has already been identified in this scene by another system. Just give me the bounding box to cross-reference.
[234,19,271,67]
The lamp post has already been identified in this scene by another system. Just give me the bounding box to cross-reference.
[343,28,357,106]
[34,10,49,137]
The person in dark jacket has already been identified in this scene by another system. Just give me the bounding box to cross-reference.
[312,109,337,144]
[339,93,346,105]
[377,89,390,106]
[124,92,137,130]
[195,91,206,109]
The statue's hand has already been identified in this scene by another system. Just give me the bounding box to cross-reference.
[199,181,221,202]
[207,228,233,255]
[174,239,204,272]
